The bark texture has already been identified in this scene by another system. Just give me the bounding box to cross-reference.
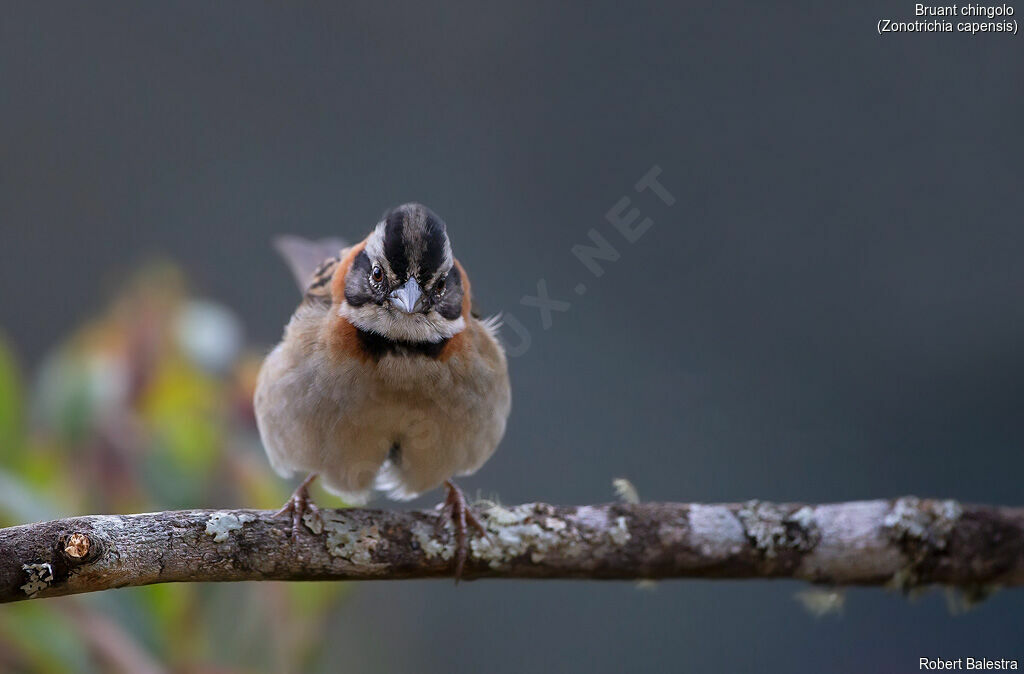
[1,498,1022,603]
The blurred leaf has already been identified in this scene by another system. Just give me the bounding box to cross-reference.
[138,358,224,507]
[0,468,60,526]
[0,603,97,674]
[175,300,244,374]
[33,352,99,447]
[11,441,81,514]
[140,358,222,470]
[0,334,24,462]
[3,262,356,672]
[135,583,197,663]
[289,580,351,616]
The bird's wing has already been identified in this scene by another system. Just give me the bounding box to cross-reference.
[272,235,349,302]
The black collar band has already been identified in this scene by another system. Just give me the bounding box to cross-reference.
[355,328,449,359]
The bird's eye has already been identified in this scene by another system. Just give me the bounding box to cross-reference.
[371,265,384,283]
[434,274,447,297]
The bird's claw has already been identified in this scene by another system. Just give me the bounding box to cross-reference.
[436,480,490,582]
[275,473,322,540]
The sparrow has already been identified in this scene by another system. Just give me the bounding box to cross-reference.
[254,203,511,577]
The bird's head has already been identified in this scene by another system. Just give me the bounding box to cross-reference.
[340,203,467,343]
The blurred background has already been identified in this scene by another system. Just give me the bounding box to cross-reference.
[2,2,1022,672]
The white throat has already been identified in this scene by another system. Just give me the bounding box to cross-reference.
[339,302,466,342]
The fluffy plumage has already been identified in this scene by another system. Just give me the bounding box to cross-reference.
[254,203,511,505]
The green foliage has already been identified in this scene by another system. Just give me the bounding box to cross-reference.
[0,335,24,462]
[0,263,356,673]
[0,602,97,674]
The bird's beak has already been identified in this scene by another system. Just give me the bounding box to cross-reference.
[388,277,425,313]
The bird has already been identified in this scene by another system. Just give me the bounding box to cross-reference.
[254,203,511,578]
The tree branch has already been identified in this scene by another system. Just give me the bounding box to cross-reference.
[2,497,1022,603]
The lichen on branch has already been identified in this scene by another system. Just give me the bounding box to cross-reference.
[1,498,1022,603]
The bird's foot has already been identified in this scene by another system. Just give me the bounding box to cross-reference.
[436,480,489,582]
[275,473,322,539]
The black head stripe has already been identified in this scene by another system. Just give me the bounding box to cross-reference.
[435,264,464,320]
[418,211,448,284]
[383,209,408,280]
[344,250,377,307]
